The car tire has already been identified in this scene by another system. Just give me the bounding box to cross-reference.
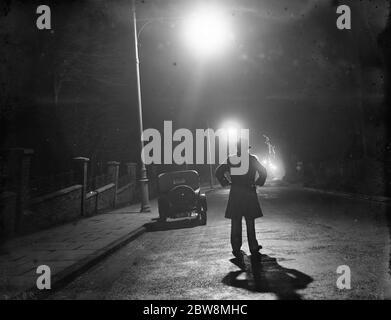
[158,198,168,222]
[199,197,207,225]
[199,210,207,225]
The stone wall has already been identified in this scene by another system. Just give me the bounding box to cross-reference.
[15,179,139,235]
[20,185,83,235]
[116,182,137,206]
[0,192,17,239]
[85,183,116,216]
[0,153,152,238]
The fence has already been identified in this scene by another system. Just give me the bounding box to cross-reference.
[87,173,111,192]
[0,150,143,238]
[0,149,218,239]
[30,170,77,197]
[118,173,131,189]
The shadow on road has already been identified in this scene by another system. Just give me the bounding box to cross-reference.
[144,217,200,232]
[222,254,313,300]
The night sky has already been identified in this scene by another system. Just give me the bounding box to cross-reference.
[0,0,389,175]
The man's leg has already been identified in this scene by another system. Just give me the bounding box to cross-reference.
[231,216,242,255]
[245,217,260,254]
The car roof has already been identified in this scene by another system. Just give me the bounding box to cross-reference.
[158,170,200,192]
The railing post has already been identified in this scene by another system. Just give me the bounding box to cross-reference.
[126,162,137,182]
[73,157,89,216]
[126,162,137,203]
[107,161,120,207]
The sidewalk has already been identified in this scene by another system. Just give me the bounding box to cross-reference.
[0,185,217,300]
[302,186,391,204]
[0,199,158,300]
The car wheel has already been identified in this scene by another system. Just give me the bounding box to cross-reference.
[198,198,207,225]
[199,210,207,225]
[158,198,168,222]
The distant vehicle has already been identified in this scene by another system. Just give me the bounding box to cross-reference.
[157,170,207,225]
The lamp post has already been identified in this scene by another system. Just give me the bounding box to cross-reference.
[130,2,232,210]
[132,0,150,212]
[206,121,214,189]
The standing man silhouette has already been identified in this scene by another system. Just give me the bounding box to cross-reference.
[215,140,267,259]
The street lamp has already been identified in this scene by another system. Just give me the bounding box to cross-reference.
[132,0,150,212]
[221,120,241,154]
[182,5,233,57]
[131,2,233,211]
[206,120,214,189]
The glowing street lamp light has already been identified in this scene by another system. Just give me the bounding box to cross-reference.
[183,6,233,57]
[221,120,242,155]
[131,3,233,210]
[221,121,241,137]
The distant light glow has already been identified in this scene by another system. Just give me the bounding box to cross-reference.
[259,155,286,181]
[183,6,233,56]
[220,120,241,139]
[227,127,238,139]
[219,120,243,154]
[260,157,278,172]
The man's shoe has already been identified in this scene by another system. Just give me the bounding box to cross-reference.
[232,250,245,259]
[250,245,262,255]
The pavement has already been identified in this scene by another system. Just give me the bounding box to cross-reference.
[2,184,391,300]
[0,184,216,300]
[0,205,153,300]
[48,185,391,300]
[302,186,391,204]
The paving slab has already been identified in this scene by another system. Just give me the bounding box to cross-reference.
[0,184,217,299]
[0,200,158,299]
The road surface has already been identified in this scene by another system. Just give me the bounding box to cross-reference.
[49,186,391,300]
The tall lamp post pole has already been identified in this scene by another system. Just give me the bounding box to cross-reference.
[206,121,214,189]
[130,2,231,209]
[132,0,150,212]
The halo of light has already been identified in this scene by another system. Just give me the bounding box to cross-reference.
[183,6,233,57]
[220,120,241,140]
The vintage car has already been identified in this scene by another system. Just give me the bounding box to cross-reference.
[157,170,207,225]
